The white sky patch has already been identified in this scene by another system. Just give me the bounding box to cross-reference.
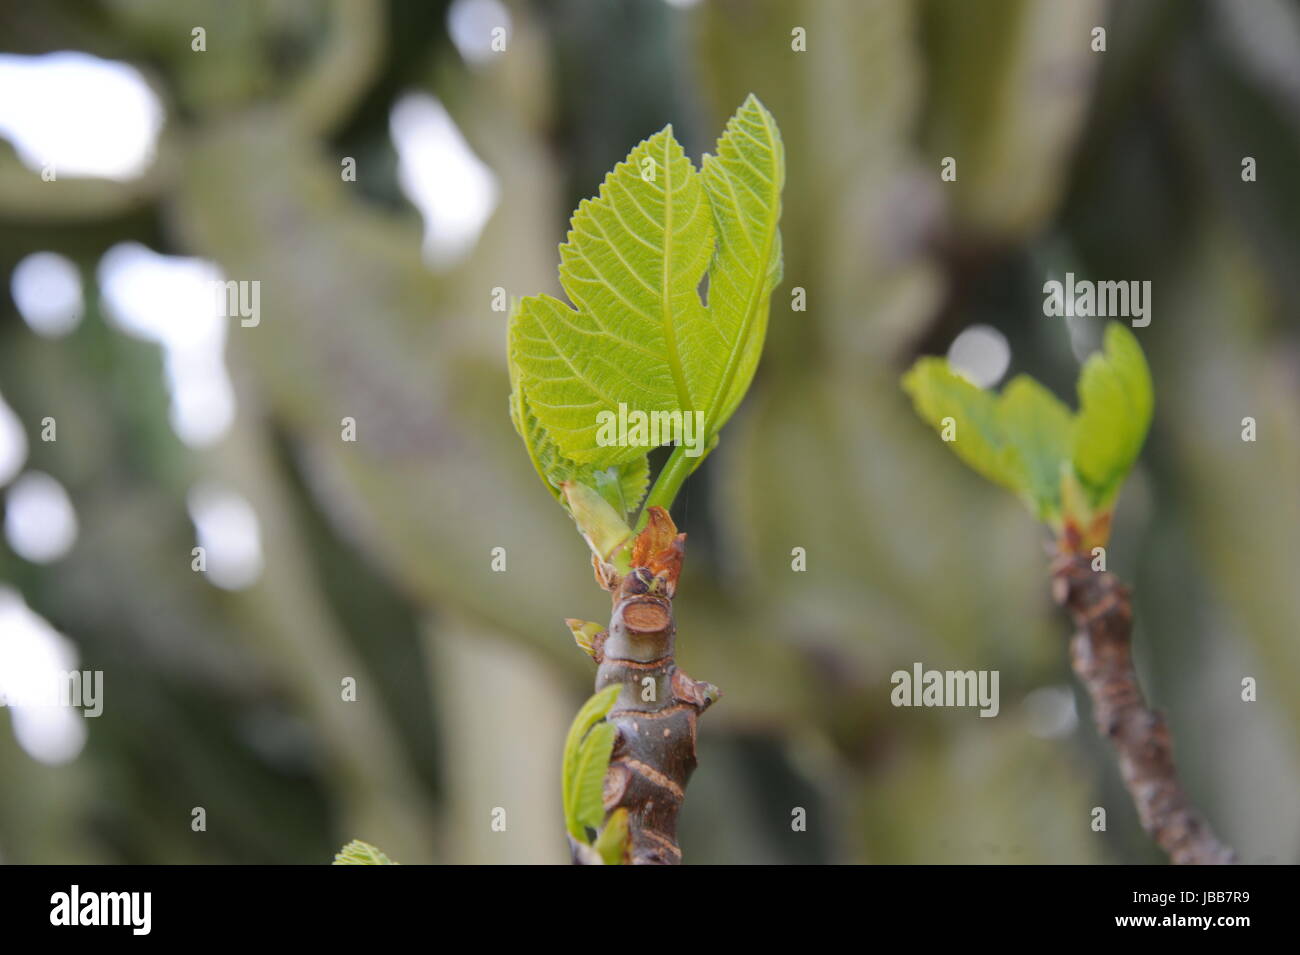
[947,324,1011,388]
[97,243,235,448]
[661,0,704,8]
[0,390,27,488]
[447,0,512,65]
[0,51,163,181]
[11,251,84,338]
[187,482,264,591]
[0,587,88,766]
[1023,686,1078,740]
[391,92,499,268]
[4,471,77,564]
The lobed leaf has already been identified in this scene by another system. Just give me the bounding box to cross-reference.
[508,328,648,514]
[507,96,784,519]
[902,322,1152,535]
[511,128,713,466]
[694,93,786,434]
[901,357,1017,492]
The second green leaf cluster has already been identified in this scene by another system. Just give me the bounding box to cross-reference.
[902,322,1153,542]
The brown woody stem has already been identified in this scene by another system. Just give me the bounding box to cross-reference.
[570,507,717,865]
[1050,553,1235,864]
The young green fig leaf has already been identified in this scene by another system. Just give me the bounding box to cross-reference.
[510,126,712,468]
[695,93,786,436]
[507,95,784,518]
[562,481,633,564]
[572,721,617,837]
[565,618,605,659]
[1071,322,1153,510]
[902,321,1152,542]
[508,336,648,514]
[901,357,1017,492]
[593,808,630,865]
[561,684,621,842]
[332,839,397,865]
[996,375,1073,525]
[593,462,648,520]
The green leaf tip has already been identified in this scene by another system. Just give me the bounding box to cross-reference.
[562,480,634,575]
[593,807,630,865]
[565,618,605,659]
[508,95,784,531]
[1072,322,1154,512]
[901,322,1152,545]
[332,839,397,865]
[561,684,622,844]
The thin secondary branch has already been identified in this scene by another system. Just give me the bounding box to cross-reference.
[1050,554,1235,865]
[573,508,718,864]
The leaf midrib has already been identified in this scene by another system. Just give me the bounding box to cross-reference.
[659,129,694,413]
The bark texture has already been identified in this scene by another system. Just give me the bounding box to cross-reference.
[1050,553,1235,865]
[573,507,717,865]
